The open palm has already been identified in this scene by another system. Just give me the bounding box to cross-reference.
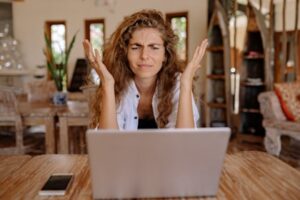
[82,40,114,86]
[182,39,208,84]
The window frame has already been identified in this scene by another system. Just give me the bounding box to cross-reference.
[45,20,67,50]
[166,12,189,63]
[44,20,67,80]
[84,18,105,48]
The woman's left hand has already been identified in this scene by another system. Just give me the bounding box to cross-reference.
[181,39,208,88]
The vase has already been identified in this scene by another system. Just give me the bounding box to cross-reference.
[53,91,67,105]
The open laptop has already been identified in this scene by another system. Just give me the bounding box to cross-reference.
[86,128,230,199]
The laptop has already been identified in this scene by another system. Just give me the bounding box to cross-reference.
[86,128,230,199]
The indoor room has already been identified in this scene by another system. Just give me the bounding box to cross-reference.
[0,0,299,199]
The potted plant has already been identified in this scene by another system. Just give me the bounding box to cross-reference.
[44,31,77,105]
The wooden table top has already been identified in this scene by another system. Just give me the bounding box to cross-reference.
[0,151,299,199]
[0,155,31,181]
[18,100,88,117]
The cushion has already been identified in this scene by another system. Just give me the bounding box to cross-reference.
[274,82,300,122]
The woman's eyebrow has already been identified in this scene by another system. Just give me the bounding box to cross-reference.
[129,43,163,46]
[129,43,142,46]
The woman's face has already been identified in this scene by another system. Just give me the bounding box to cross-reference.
[127,28,165,82]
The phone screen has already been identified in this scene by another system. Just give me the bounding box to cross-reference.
[39,174,73,196]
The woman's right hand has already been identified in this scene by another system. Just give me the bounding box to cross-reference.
[82,40,115,86]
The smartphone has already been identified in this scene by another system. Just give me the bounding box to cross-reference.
[39,173,74,196]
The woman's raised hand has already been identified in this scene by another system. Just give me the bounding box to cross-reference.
[83,40,115,86]
[181,39,208,88]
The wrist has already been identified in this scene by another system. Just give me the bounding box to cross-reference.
[180,81,193,92]
[180,76,193,92]
[102,81,115,92]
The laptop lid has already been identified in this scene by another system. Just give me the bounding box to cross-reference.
[86,128,230,199]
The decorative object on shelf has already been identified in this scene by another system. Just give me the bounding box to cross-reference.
[0,23,25,72]
[43,31,77,92]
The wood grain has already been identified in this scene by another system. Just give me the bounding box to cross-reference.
[0,155,31,182]
[0,151,299,199]
[0,155,87,200]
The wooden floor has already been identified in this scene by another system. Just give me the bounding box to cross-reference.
[1,129,299,170]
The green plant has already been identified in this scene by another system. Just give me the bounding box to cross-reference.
[44,32,77,91]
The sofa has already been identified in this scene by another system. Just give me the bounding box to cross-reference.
[258,82,300,156]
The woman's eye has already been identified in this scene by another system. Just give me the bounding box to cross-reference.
[131,46,140,50]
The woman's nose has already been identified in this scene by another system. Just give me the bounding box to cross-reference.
[140,48,149,59]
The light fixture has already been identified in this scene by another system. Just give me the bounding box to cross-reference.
[82,0,117,12]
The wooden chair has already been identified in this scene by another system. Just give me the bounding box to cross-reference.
[0,86,24,154]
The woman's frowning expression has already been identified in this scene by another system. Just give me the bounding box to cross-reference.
[127,28,165,82]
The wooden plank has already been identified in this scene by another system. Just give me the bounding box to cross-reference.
[0,155,88,199]
[0,152,299,199]
[221,151,300,199]
[0,155,31,182]
[208,102,227,109]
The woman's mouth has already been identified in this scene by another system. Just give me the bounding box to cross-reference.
[138,64,151,68]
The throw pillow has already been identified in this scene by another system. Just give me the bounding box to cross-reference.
[274,82,300,122]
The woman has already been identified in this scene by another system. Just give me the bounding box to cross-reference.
[83,9,207,130]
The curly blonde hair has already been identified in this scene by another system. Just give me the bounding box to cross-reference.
[90,9,182,128]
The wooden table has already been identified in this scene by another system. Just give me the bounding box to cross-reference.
[18,100,89,154]
[0,151,299,199]
[0,155,31,181]
[18,101,62,154]
[57,101,89,154]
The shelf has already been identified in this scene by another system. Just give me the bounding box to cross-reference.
[241,108,260,113]
[241,81,265,86]
[205,1,231,128]
[207,74,225,79]
[237,3,268,143]
[244,55,264,59]
[207,46,224,51]
[208,102,227,108]
[0,69,31,76]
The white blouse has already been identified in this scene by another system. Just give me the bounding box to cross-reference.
[116,75,199,130]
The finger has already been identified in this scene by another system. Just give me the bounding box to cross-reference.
[94,48,102,62]
[194,39,208,63]
[94,49,107,74]
[191,46,200,64]
[83,40,96,62]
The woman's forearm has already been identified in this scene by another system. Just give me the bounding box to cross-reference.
[176,39,207,128]
[99,84,119,129]
[176,78,195,128]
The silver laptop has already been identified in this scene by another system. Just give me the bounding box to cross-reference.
[86,128,230,199]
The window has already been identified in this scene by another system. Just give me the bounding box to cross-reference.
[85,19,105,84]
[85,19,105,52]
[166,12,188,62]
[45,21,66,64]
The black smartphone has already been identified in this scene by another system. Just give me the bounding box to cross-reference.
[39,173,74,196]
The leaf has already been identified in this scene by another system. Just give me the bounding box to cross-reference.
[44,30,77,91]
[44,32,54,64]
[64,31,78,75]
